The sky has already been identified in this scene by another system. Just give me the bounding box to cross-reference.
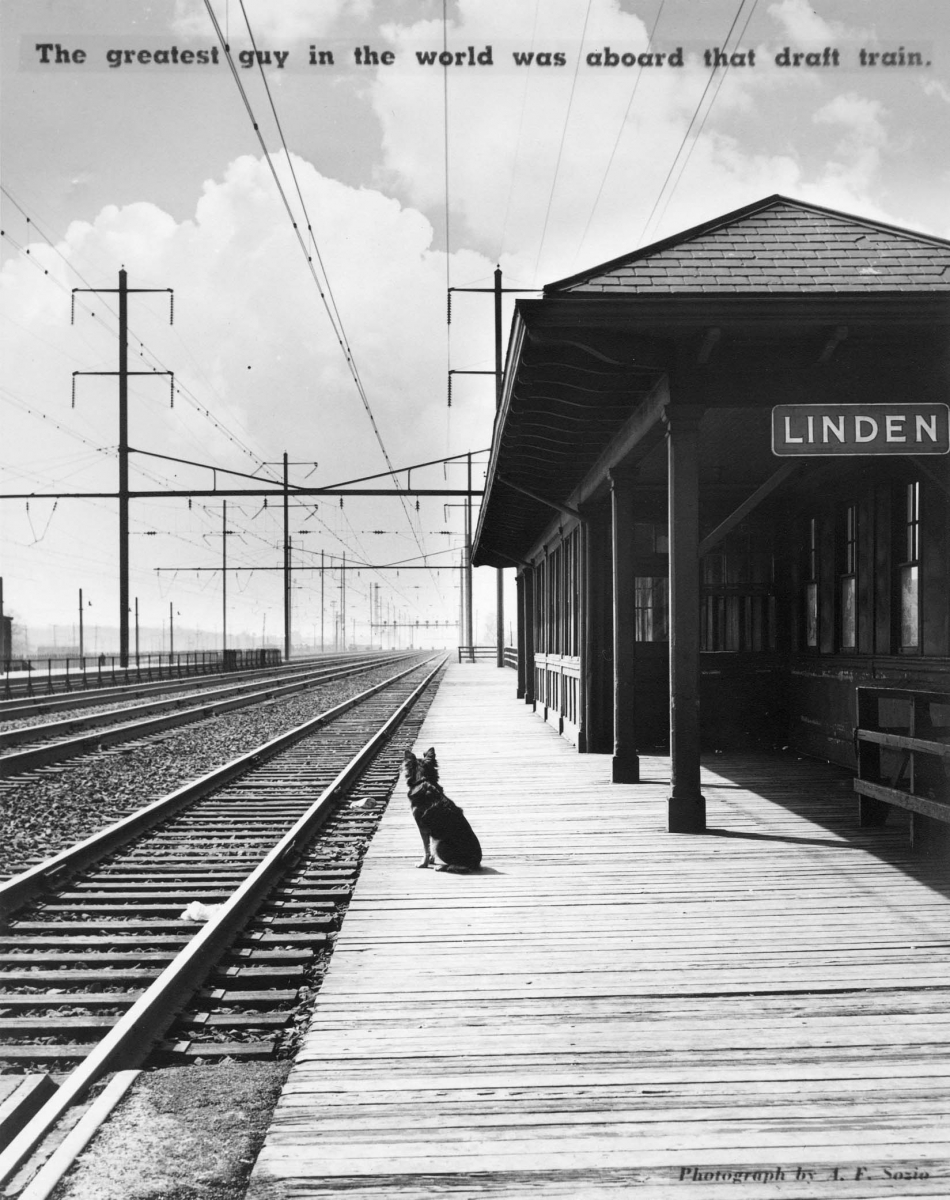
[2,0,949,654]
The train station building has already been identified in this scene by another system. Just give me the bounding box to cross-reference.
[473,195,950,840]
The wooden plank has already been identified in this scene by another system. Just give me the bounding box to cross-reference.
[855,778,950,822]
[249,663,950,1197]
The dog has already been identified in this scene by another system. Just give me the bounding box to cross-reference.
[403,747,482,872]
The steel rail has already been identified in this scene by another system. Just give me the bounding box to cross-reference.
[0,651,400,720]
[0,653,421,777]
[0,652,414,749]
[0,654,445,1185]
[0,654,438,920]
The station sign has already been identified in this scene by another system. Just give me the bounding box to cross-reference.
[772,403,950,457]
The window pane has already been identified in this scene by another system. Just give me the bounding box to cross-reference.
[841,577,855,649]
[806,582,818,647]
[900,564,919,648]
[635,576,668,642]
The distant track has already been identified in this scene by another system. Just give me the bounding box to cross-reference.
[0,651,396,722]
[0,652,417,778]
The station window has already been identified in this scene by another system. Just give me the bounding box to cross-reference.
[898,482,920,650]
[635,576,668,641]
[532,530,581,659]
[633,521,668,642]
[839,505,856,650]
[804,517,818,649]
[700,526,775,652]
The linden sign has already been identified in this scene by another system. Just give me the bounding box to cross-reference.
[772,403,950,457]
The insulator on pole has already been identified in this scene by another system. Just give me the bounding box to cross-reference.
[447,373,452,408]
[71,373,77,408]
[70,291,76,325]
[169,374,175,407]
[447,290,452,325]
[168,290,174,325]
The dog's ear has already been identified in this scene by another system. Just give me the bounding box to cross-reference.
[403,750,417,767]
[424,747,436,760]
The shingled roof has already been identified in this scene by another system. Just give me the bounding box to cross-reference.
[546,195,950,295]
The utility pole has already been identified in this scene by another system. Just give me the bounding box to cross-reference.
[465,453,473,657]
[222,500,228,656]
[78,588,84,659]
[134,597,139,663]
[494,266,505,668]
[169,601,174,657]
[71,270,173,666]
[119,275,129,668]
[320,549,325,652]
[340,552,346,650]
[283,451,291,661]
[448,268,533,667]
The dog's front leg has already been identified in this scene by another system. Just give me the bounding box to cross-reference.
[414,818,432,868]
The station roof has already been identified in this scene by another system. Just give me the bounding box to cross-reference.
[473,196,950,568]
[546,195,950,295]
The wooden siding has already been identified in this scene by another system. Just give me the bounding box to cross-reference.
[249,663,950,1198]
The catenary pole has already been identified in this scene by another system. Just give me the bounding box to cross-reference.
[283,452,290,661]
[494,266,505,667]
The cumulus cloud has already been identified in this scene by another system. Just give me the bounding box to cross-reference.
[173,0,372,41]
[767,0,842,46]
[366,0,906,279]
[1,155,494,633]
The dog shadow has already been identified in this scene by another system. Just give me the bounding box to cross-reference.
[425,864,505,877]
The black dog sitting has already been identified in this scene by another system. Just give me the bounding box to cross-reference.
[404,747,482,872]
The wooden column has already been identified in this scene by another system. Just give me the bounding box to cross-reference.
[523,568,536,707]
[576,519,589,753]
[610,471,639,782]
[515,571,526,699]
[667,406,706,831]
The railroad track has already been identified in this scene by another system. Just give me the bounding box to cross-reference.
[0,654,445,1190]
[0,652,417,778]
[0,652,385,724]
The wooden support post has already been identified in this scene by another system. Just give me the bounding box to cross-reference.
[515,572,526,698]
[610,471,639,783]
[577,518,589,753]
[666,406,706,832]
[523,568,536,707]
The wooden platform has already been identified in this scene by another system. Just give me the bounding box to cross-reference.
[248,663,950,1198]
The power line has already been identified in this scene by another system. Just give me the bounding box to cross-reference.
[636,0,752,247]
[570,0,667,268]
[204,0,441,596]
[650,0,759,236]
[496,0,543,265]
[532,0,594,280]
[1,185,281,475]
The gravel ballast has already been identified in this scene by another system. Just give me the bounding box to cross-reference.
[0,653,434,880]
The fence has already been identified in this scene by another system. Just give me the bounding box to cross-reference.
[457,645,517,667]
[854,685,950,843]
[2,648,282,698]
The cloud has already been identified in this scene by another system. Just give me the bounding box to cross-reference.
[173,0,373,42]
[767,0,842,46]
[1,154,494,634]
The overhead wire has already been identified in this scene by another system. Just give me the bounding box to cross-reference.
[570,0,667,268]
[1,185,281,475]
[650,0,760,236]
[495,0,542,265]
[205,0,441,601]
[532,0,595,280]
[635,0,752,247]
